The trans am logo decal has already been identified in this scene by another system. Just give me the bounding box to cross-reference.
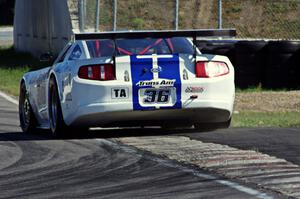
[130,54,181,110]
[136,79,175,87]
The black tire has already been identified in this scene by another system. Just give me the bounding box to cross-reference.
[161,122,193,130]
[194,118,231,131]
[48,77,68,138]
[235,40,267,53]
[267,41,300,53]
[234,40,267,88]
[218,118,232,129]
[264,41,300,89]
[19,82,38,133]
[201,41,236,66]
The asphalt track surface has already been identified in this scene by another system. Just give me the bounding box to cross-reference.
[0,94,294,199]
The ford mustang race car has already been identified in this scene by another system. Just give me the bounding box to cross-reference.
[19,29,236,137]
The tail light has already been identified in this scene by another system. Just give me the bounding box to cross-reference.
[195,61,229,78]
[78,64,115,81]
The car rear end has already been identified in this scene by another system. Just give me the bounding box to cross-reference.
[64,32,235,128]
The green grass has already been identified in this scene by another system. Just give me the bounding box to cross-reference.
[0,45,44,96]
[232,111,300,128]
[235,85,288,93]
[0,67,30,96]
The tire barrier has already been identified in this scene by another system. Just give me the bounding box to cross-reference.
[235,40,267,88]
[264,41,300,89]
[196,40,300,89]
[198,40,236,66]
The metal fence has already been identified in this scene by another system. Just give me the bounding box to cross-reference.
[76,0,300,39]
[222,0,300,39]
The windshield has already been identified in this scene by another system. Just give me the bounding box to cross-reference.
[85,37,194,58]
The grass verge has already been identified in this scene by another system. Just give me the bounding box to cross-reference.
[0,67,30,96]
[232,111,300,128]
[0,45,45,96]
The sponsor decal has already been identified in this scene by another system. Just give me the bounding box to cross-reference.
[112,88,129,99]
[136,79,176,87]
[185,86,204,93]
[150,66,162,73]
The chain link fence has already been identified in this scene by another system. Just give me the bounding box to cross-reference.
[76,0,300,39]
[222,0,300,39]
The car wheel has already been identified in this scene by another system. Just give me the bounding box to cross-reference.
[19,82,37,133]
[194,118,231,131]
[219,118,232,129]
[161,122,193,130]
[49,77,67,138]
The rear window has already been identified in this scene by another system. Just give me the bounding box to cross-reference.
[86,39,115,58]
[169,37,194,54]
[85,37,194,58]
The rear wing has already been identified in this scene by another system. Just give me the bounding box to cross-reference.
[74,29,236,60]
[74,29,236,41]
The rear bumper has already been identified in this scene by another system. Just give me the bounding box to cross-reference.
[64,71,234,127]
[66,100,232,127]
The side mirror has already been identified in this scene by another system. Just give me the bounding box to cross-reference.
[39,52,53,62]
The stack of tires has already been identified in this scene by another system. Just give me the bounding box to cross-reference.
[264,41,300,89]
[197,39,300,90]
[198,40,236,66]
[234,41,267,88]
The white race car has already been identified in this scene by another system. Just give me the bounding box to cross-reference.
[19,29,236,137]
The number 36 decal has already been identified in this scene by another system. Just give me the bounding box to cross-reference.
[143,89,171,103]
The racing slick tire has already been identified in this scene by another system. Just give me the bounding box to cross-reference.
[194,118,231,131]
[19,81,38,133]
[49,77,69,138]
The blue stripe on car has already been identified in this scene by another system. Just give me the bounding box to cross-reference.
[158,54,181,109]
[130,54,181,110]
[130,55,154,110]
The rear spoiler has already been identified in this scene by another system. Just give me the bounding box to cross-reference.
[74,29,236,41]
[75,29,236,61]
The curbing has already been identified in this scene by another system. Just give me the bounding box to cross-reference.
[118,136,300,198]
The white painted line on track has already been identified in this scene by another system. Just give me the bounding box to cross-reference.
[216,180,273,199]
[0,91,18,105]
[97,138,275,199]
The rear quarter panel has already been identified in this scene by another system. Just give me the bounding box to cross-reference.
[22,66,51,127]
